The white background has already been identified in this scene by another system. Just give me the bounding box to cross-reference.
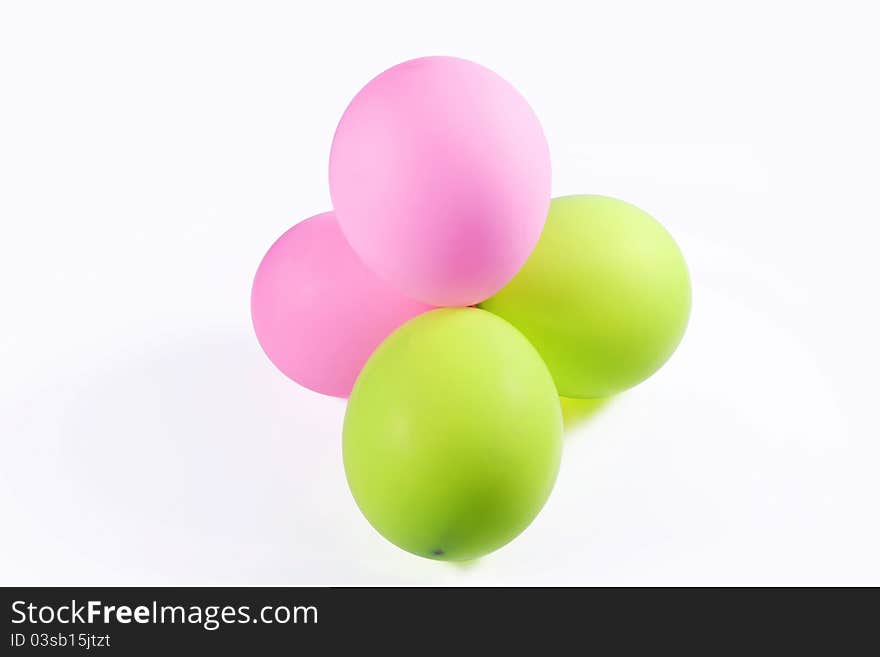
[1,1,878,585]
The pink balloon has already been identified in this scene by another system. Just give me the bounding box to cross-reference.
[251,212,433,397]
[329,56,551,307]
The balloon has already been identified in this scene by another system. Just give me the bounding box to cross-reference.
[329,56,551,307]
[481,195,691,398]
[250,212,433,397]
[343,308,562,561]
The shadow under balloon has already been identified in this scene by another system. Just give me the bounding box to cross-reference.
[560,395,614,434]
[53,331,430,584]
[44,331,613,580]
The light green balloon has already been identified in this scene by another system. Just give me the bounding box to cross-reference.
[343,308,562,561]
[481,195,691,399]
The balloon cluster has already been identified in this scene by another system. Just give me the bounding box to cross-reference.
[252,57,691,561]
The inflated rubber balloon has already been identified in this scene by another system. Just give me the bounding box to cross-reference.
[343,308,562,561]
[481,195,691,399]
[329,56,551,307]
[251,212,432,398]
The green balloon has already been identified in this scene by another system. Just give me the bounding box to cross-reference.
[343,308,562,561]
[481,195,691,398]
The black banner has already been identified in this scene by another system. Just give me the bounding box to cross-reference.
[1,586,872,652]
